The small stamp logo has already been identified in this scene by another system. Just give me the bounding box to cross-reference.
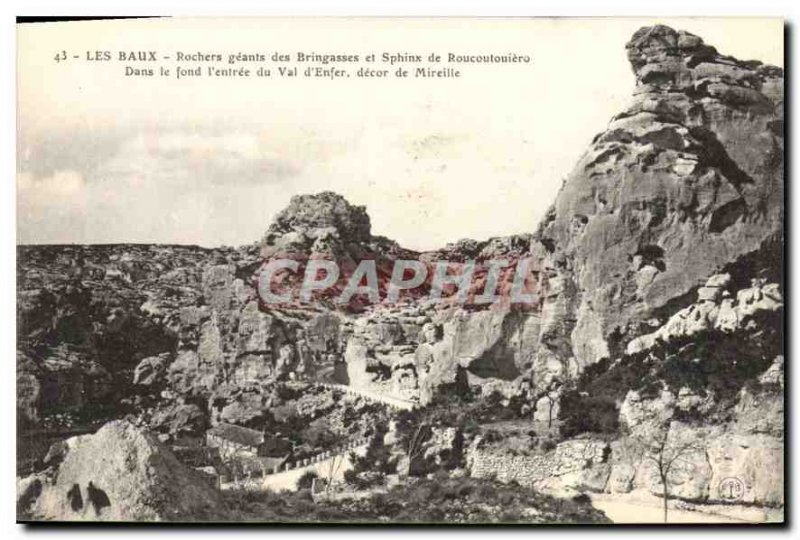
[718,477,745,502]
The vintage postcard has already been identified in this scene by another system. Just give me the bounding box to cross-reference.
[16,17,784,524]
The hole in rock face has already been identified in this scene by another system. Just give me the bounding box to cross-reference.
[430,324,444,341]
[634,245,667,272]
[67,483,83,511]
[640,69,675,86]
[709,198,747,234]
[86,481,111,515]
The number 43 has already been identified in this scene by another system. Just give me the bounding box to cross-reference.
[53,50,67,63]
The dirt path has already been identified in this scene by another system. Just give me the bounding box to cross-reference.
[319,382,417,411]
[591,493,769,524]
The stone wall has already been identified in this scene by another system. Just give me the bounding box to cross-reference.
[468,427,783,508]
[467,437,609,492]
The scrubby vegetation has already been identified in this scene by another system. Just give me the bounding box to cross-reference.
[559,308,783,437]
[477,422,560,456]
[350,425,397,477]
[395,388,528,441]
[223,475,610,524]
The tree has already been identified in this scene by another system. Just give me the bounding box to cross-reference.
[400,411,435,477]
[405,419,428,467]
[535,381,561,429]
[637,422,704,523]
[322,451,346,496]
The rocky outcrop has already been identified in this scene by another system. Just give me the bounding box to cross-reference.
[246,192,544,404]
[21,420,223,521]
[471,352,784,508]
[605,423,784,507]
[333,299,543,405]
[461,25,783,512]
[262,192,374,258]
[257,192,420,311]
[133,353,171,387]
[533,24,783,380]
[606,354,784,507]
[327,24,785,406]
[17,346,113,429]
[16,244,224,426]
[627,274,782,354]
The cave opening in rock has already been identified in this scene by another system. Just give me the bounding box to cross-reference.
[66,483,83,512]
[87,481,111,515]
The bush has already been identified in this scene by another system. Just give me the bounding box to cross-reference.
[355,476,610,523]
[295,470,318,490]
[540,439,557,452]
[559,394,619,438]
[573,308,782,410]
[351,432,397,475]
[343,469,359,486]
[572,493,592,504]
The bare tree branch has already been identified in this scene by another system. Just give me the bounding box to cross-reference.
[630,420,705,523]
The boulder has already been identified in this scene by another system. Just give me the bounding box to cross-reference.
[133,353,171,387]
[26,420,223,522]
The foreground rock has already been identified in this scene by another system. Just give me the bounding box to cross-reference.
[20,421,223,522]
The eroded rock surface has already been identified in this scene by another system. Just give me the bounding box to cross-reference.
[23,421,222,521]
[534,24,783,381]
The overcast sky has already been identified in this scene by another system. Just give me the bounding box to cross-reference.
[17,18,783,250]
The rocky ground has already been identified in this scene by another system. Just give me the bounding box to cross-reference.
[17,24,783,523]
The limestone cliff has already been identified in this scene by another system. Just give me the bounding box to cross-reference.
[533,25,782,383]
[327,24,784,405]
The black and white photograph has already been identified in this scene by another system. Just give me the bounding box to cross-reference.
[12,13,787,527]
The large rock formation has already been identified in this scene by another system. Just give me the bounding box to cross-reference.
[325,25,784,407]
[21,421,223,521]
[262,192,374,258]
[532,24,783,383]
[16,244,226,429]
[457,24,783,511]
